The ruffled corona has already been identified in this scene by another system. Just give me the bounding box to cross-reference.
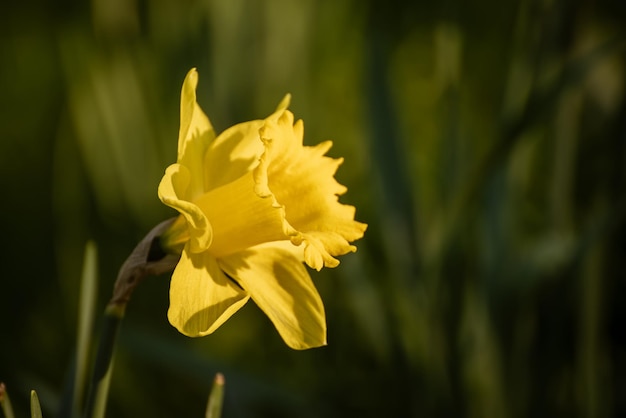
[157,68,366,349]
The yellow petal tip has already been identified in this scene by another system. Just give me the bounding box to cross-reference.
[276,94,291,112]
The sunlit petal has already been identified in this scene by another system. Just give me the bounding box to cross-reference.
[202,94,291,191]
[177,68,215,200]
[169,244,249,337]
[159,71,366,349]
[158,164,213,253]
[274,94,291,113]
[255,110,367,270]
[220,242,326,349]
[193,171,295,257]
[204,120,265,191]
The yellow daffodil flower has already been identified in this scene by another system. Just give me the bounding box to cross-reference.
[158,68,366,349]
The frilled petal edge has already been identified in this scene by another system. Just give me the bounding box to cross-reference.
[168,244,250,337]
[219,241,326,350]
[254,110,367,270]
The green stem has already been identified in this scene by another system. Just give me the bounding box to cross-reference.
[82,304,125,418]
[81,219,179,418]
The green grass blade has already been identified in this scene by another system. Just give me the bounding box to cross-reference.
[30,390,42,418]
[205,373,225,418]
[0,383,15,418]
[74,241,99,417]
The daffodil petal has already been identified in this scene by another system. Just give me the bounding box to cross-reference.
[274,94,291,113]
[202,94,292,192]
[204,120,265,191]
[255,111,367,270]
[168,245,250,337]
[193,171,296,258]
[158,164,213,253]
[178,68,215,200]
[219,242,326,350]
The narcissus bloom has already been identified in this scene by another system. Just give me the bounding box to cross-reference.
[158,68,366,349]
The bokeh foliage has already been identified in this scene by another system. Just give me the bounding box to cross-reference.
[1,0,626,417]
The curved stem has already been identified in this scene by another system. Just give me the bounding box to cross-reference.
[82,219,180,418]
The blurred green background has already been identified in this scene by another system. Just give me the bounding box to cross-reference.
[2,0,626,417]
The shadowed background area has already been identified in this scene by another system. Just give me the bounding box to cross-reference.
[1,0,626,417]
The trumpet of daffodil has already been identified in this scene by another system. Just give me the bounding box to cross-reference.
[158,68,367,349]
